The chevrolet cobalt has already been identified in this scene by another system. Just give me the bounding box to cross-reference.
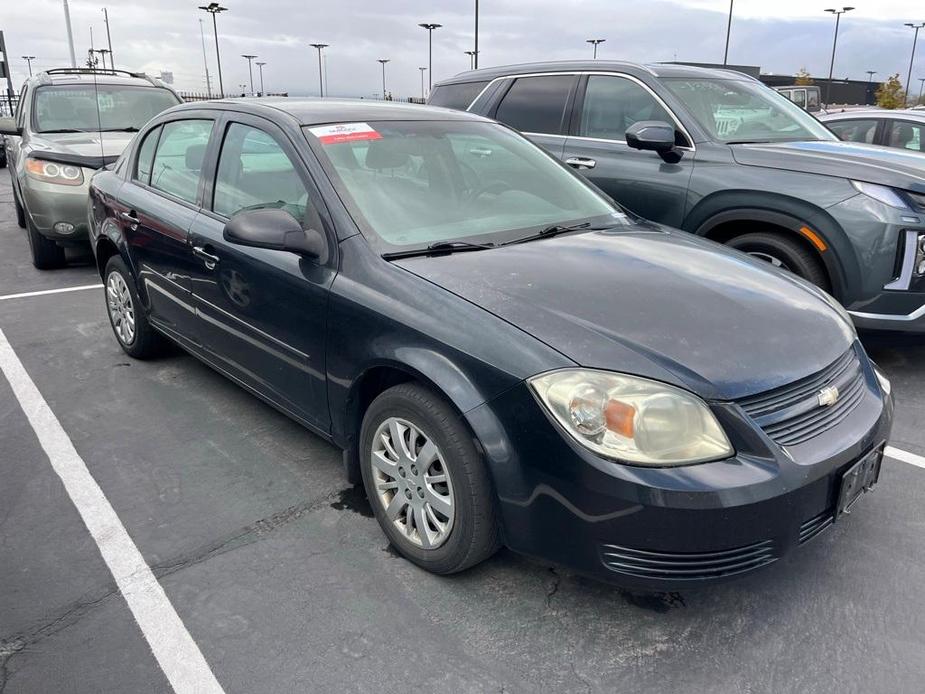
[88,99,893,589]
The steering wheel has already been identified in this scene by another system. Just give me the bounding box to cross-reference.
[465,179,514,203]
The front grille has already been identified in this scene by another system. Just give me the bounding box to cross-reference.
[737,349,866,447]
[600,539,777,581]
[799,510,834,544]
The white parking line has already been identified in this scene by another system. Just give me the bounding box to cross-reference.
[0,284,102,302]
[885,446,925,470]
[0,327,225,694]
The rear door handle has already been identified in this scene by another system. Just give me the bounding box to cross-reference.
[118,211,138,230]
[565,157,596,169]
[192,245,220,270]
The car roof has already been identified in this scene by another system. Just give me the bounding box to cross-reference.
[165,97,493,126]
[434,60,755,86]
[31,70,170,89]
[821,109,925,121]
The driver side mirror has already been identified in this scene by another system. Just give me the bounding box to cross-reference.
[0,117,22,136]
[223,208,326,259]
[625,121,683,164]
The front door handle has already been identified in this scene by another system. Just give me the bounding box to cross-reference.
[118,210,139,230]
[192,245,220,270]
[565,156,596,169]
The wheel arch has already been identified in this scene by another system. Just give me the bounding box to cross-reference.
[684,193,858,302]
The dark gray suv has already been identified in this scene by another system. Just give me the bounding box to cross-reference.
[430,61,925,333]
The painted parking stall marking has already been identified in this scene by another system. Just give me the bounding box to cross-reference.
[0,327,226,694]
[0,283,102,302]
[885,445,925,470]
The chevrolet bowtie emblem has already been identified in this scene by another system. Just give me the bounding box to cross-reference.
[817,386,840,407]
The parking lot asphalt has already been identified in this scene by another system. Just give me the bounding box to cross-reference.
[1,172,924,694]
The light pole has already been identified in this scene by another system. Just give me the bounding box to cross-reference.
[310,43,328,97]
[199,3,227,97]
[419,23,441,93]
[723,0,734,66]
[378,59,390,99]
[919,77,925,105]
[586,39,605,59]
[242,54,256,95]
[199,18,212,96]
[22,56,35,76]
[865,70,876,105]
[97,48,111,70]
[474,0,479,69]
[256,61,266,95]
[102,7,114,69]
[62,0,77,67]
[464,50,476,69]
[824,7,854,108]
[905,23,925,106]
[419,66,427,100]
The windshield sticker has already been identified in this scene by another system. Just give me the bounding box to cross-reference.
[309,122,382,145]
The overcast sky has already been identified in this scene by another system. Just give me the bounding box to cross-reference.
[3,1,924,97]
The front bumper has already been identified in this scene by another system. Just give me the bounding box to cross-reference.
[20,171,92,242]
[466,363,893,592]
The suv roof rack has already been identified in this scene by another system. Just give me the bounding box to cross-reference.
[40,67,162,87]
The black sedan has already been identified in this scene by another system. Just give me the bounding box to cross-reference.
[87,99,893,590]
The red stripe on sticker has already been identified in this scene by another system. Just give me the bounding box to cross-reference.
[318,131,383,145]
[309,122,383,145]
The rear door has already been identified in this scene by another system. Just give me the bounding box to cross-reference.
[487,74,578,158]
[115,116,215,344]
[187,114,335,430]
[561,74,694,225]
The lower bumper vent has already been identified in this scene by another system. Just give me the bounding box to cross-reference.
[600,539,777,581]
[799,510,835,544]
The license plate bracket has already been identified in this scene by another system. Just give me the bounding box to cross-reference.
[836,446,883,519]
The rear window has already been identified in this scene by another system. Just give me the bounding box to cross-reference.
[428,81,489,110]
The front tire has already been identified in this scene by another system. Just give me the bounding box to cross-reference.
[26,217,66,270]
[727,232,829,289]
[360,383,500,574]
[104,255,165,359]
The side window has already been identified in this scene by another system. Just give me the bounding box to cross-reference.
[150,119,213,204]
[213,123,311,222]
[428,81,489,110]
[792,90,807,109]
[579,75,673,142]
[807,90,820,110]
[888,121,924,152]
[134,125,161,184]
[494,75,574,135]
[827,119,878,144]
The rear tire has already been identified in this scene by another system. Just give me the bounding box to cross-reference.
[104,255,166,359]
[26,216,66,270]
[360,383,500,575]
[726,232,829,289]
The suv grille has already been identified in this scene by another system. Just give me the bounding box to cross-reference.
[737,349,865,447]
[600,540,777,581]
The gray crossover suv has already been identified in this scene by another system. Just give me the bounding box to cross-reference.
[430,61,925,332]
[0,68,180,268]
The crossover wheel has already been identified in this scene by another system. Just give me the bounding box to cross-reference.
[360,383,500,574]
[104,255,165,359]
[727,232,829,289]
[25,217,66,270]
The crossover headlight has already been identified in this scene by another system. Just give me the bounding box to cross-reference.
[529,370,733,466]
[851,181,908,209]
[25,157,84,186]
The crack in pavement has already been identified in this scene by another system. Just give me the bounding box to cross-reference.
[544,567,561,610]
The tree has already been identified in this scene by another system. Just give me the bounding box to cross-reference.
[795,67,814,86]
[876,74,906,109]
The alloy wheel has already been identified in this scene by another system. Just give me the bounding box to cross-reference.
[107,271,136,346]
[370,417,455,549]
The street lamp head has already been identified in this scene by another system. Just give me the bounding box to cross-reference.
[199,3,227,13]
[586,38,606,44]
[419,23,442,30]
[242,54,257,59]
[378,58,390,64]
[256,61,266,67]
[310,43,329,49]
[419,66,427,71]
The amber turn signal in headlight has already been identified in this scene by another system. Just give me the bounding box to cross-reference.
[25,158,84,186]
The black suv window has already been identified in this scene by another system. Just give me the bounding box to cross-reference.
[150,119,213,204]
[579,75,673,142]
[494,75,574,135]
[428,81,489,110]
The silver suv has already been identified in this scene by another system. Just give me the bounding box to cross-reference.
[0,68,180,269]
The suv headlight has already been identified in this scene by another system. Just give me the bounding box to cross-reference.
[529,370,733,466]
[25,157,84,186]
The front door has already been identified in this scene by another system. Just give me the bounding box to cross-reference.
[561,75,694,226]
[116,118,215,343]
[187,117,335,430]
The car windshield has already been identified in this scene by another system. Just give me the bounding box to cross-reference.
[33,84,180,133]
[662,78,835,144]
[305,120,623,250]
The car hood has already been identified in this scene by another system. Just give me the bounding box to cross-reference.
[730,140,925,194]
[395,228,855,401]
[28,131,136,162]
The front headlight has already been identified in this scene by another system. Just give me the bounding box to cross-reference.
[25,157,84,186]
[851,181,909,210]
[528,370,733,466]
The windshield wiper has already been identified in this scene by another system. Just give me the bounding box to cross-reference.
[100,127,140,132]
[382,240,495,260]
[38,128,89,133]
[501,221,607,246]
